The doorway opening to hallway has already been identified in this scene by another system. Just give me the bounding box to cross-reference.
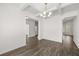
[62,16,77,48]
[26,17,39,49]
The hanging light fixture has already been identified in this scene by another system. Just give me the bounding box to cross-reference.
[39,3,52,18]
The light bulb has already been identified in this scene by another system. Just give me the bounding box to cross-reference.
[40,13,43,16]
[48,12,52,17]
[43,11,46,15]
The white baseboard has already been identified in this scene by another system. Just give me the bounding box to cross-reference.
[73,39,79,48]
[0,44,25,55]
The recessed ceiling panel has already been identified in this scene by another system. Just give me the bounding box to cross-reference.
[21,3,72,19]
[23,4,40,14]
[30,3,59,12]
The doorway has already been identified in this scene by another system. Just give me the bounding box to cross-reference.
[62,16,76,48]
[26,17,39,48]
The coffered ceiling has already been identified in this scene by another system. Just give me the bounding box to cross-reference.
[19,3,79,20]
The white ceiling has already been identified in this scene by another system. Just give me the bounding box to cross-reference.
[23,3,71,11]
[20,3,72,19]
[30,3,59,12]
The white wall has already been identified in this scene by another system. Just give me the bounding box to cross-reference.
[38,11,78,43]
[63,20,73,35]
[39,15,62,42]
[38,19,44,40]
[0,4,27,54]
[73,14,79,48]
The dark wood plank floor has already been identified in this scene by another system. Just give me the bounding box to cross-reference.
[1,39,79,56]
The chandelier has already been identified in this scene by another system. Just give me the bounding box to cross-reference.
[39,3,52,18]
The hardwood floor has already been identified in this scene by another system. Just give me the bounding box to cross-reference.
[0,39,79,56]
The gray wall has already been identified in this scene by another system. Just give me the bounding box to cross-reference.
[0,3,27,54]
[73,16,79,48]
[63,20,73,35]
